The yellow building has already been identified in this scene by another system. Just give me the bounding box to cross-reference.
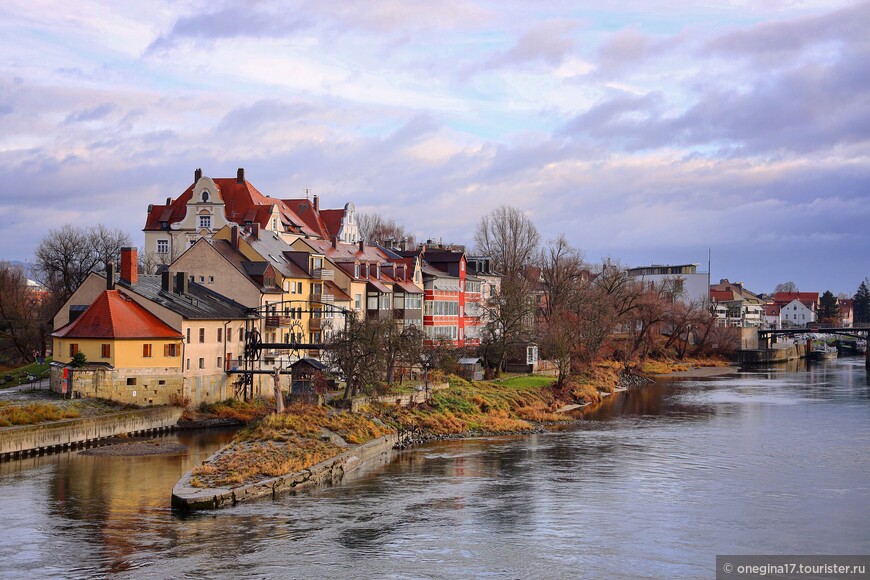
[51,289,184,406]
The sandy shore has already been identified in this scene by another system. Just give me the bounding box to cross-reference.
[652,364,740,379]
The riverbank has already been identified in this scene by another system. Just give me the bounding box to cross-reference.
[172,366,635,510]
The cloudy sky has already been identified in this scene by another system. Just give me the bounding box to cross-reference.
[1,1,868,294]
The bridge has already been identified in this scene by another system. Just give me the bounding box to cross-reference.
[756,326,870,368]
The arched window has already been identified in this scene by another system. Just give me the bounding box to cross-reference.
[202,190,210,202]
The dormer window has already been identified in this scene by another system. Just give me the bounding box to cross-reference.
[202,190,210,202]
[376,264,380,279]
[354,263,360,278]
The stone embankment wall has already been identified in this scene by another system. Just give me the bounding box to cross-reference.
[0,407,182,459]
[171,433,399,512]
[736,343,807,365]
[348,382,449,412]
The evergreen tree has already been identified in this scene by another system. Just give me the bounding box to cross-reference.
[819,290,839,323]
[854,279,870,324]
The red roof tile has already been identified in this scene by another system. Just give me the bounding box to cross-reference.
[53,290,182,339]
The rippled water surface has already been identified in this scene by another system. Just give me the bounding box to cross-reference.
[1,359,869,578]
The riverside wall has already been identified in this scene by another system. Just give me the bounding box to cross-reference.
[0,407,182,459]
[736,343,807,365]
[171,433,399,512]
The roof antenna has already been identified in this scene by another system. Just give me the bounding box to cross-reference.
[305,188,310,200]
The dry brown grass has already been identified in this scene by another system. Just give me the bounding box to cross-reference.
[0,401,81,427]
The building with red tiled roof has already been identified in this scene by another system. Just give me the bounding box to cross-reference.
[51,288,184,406]
[143,168,360,263]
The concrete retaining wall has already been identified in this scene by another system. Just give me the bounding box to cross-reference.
[171,433,399,512]
[0,406,183,458]
[736,344,807,365]
[349,382,449,412]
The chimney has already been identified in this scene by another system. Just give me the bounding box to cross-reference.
[120,247,137,286]
[237,167,245,184]
[194,168,202,182]
[313,194,319,212]
[161,270,171,292]
[331,236,338,250]
[231,225,239,249]
[106,262,116,290]
[251,223,260,240]
[359,239,365,253]
[174,272,188,295]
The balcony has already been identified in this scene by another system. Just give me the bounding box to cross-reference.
[265,316,293,328]
[309,318,322,332]
[312,268,335,280]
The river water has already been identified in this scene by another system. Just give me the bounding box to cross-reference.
[1,359,869,579]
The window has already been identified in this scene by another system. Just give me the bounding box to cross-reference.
[164,344,178,357]
[227,328,232,343]
[101,344,111,358]
[199,276,205,283]
[199,358,205,369]
[424,300,459,316]
[217,328,223,343]
[202,190,209,202]
[217,356,222,368]
[157,239,169,254]
[199,215,211,229]
[70,343,79,356]
[186,358,190,370]
[354,264,360,278]
[199,328,205,343]
[355,294,362,310]
[143,344,152,357]
[186,328,191,343]
[208,276,214,284]
[406,295,422,310]
[272,218,278,230]
[127,378,137,386]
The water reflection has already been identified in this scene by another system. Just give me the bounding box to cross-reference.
[1,361,869,578]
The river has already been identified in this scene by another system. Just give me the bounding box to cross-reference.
[1,359,868,578]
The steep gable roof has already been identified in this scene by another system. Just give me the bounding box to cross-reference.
[53,290,182,339]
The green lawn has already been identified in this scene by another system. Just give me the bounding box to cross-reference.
[0,358,52,387]
[492,375,555,389]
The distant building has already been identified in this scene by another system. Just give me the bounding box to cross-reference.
[627,264,709,305]
[772,292,819,327]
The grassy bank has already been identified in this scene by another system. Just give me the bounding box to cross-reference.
[0,358,52,387]
[0,397,132,427]
[191,366,625,490]
[640,356,730,375]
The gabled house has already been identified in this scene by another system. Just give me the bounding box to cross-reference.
[709,279,764,327]
[143,168,360,262]
[53,247,253,405]
[773,292,819,327]
[51,288,183,406]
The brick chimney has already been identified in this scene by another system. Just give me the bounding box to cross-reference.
[313,194,319,212]
[195,167,202,182]
[120,247,138,286]
[359,239,365,253]
[237,167,245,184]
[331,235,338,249]
[251,223,260,240]
[106,262,116,290]
[231,225,239,249]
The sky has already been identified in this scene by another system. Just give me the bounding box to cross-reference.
[1,1,868,295]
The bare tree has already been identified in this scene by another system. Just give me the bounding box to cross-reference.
[0,263,52,363]
[34,224,131,304]
[322,316,387,399]
[356,212,415,247]
[478,276,536,377]
[774,281,798,293]
[536,235,586,384]
[474,205,540,282]
[383,324,424,385]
